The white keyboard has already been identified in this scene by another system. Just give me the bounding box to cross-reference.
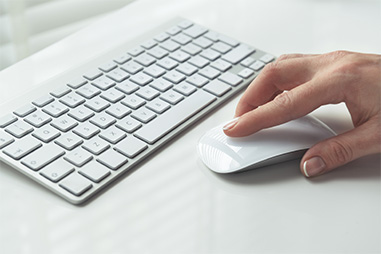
[0,18,274,204]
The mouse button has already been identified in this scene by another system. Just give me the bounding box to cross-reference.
[197,128,246,173]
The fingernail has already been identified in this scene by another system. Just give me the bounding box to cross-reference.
[303,157,326,177]
[223,117,239,131]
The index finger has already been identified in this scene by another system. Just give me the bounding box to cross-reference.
[235,54,317,117]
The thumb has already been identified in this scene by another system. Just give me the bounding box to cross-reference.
[300,119,381,177]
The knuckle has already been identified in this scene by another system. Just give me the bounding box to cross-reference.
[261,61,280,78]
[328,140,354,165]
[326,50,350,60]
[273,91,293,108]
[277,54,291,61]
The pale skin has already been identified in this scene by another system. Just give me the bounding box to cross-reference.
[223,51,381,177]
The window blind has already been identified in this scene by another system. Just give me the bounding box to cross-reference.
[0,0,135,71]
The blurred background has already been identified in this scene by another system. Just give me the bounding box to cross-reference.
[0,0,135,71]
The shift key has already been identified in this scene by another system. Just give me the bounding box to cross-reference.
[21,143,65,171]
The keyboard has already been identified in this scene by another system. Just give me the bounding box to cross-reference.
[0,18,274,204]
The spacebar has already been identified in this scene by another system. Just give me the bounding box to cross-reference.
[134,90,216,144]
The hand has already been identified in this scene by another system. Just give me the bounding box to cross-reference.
[223,51,381,177]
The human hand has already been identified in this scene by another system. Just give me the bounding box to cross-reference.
[223,51,381,177]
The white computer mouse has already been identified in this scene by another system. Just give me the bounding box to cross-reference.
[197,115,336,173]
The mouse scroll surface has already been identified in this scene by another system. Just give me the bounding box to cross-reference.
[197,115,336,173]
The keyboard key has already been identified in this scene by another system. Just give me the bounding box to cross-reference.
[157,57,178,70]
[210,59,232,72]
[21,143,65,171]
[146,98,171,114]
[89,112,116,129]
[99,61,118,72]
[105,102,131,119]
[186,73,209,88]
[68,105,94,122]
[238,68,254,79]
[218,72,243,86]
[121,61,144,75]
[0,130,14,149]
[128,46,144,57]
[160,40,180,52]
[64,147,93,167]
[0,114,17,128]
[3,135,41,160]
[154,32,170,42]
[59,173,92,196]
[136,86,160,101]
[176,63,198,76]
[221,44,255,64]
[5,121,33,138]
[76,84,101,99]
[130,72,153,86]
[85,97,110,112]
[134,53,156,67]
[100,88,125,103]
[144,64,166,78]
[211,41,231,54]
[51,115,78,132]
[199,66,220,80]
[203,80,232,97]
[106,68,130,82]
[160,90,184,105]
[113,54,131,65]
[134,90,215,144]
[40,159,74,182]
[83,69,103,80]
[50,87,71,98]
[24,110,52,128]
[141,39,157,49]
[82,136,110,155]
[32,125,60,143]
[174,82,197,96]
[181,43,202,56]
[97,149,128,170]
[14,104,36,117]
[204,31,239,47]
[114,136,148,158]
[32,95,54,108]
[200,48,220,61]
[183,24,208,38]
[166,25,182,36]
[91,76,116,90]
[99,126,126,144]
[79,160,110,183]
[131,108,156,123]
[147,46,168,59]
[192,37,213,49]
[188,55,209,68]
[163,70,186,84]
[177,20,193,29]
[116,116,142,133]
[73,122,100,139]
[240,57,255,67]
[115,80,139,95]
[55,132,83,150]
[171,33,192,45]
[121,94,146,109]
[150,78,173,92]
[67,78,87,89]
[169,50,191,63]
[59,92,85,108]
[42,101,69,118]
[260,54,275,63]
[249,60,265,71]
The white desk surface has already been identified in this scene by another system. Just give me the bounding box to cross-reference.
[1,0,380,253]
